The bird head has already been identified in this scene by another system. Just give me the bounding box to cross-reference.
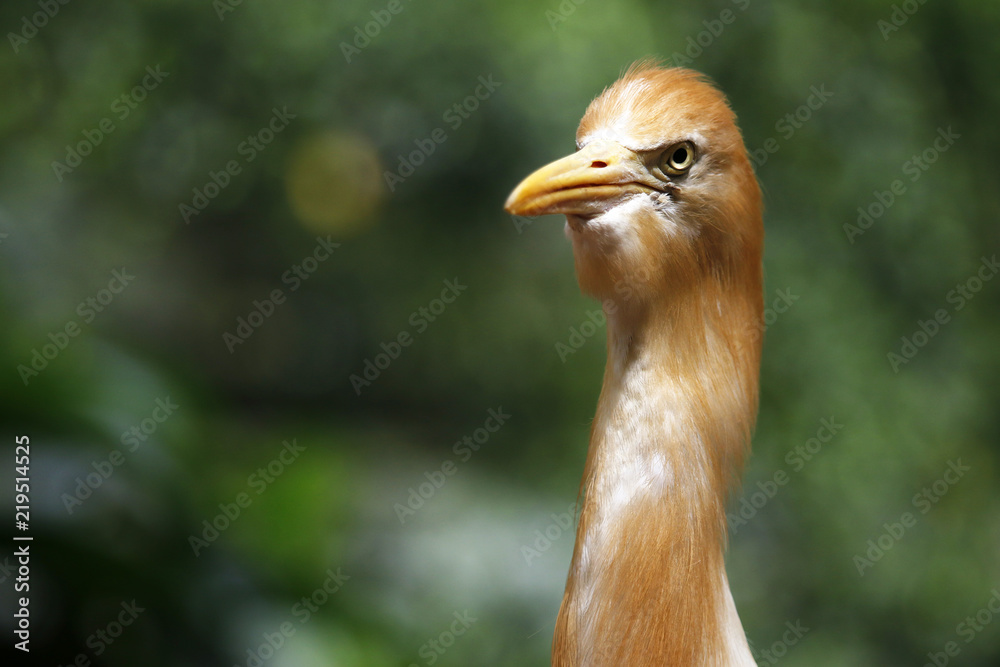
[505,63,762,305]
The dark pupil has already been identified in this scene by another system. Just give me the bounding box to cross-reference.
[672,147,688,166]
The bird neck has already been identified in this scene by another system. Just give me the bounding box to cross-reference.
[553,280,760,666]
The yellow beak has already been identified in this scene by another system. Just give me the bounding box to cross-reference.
[504,140,653,217]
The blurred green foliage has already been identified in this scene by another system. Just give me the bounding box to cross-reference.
[1,0,999,665]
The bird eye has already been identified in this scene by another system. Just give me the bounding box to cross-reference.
[662,141,695,175]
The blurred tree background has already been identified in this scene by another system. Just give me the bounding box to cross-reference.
[1,0,999,665]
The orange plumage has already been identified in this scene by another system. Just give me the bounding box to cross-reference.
[505,62,763,665]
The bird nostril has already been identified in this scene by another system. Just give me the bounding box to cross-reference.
[591,160,608,168]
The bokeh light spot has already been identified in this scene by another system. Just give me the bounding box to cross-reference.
[285,131,383,235]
